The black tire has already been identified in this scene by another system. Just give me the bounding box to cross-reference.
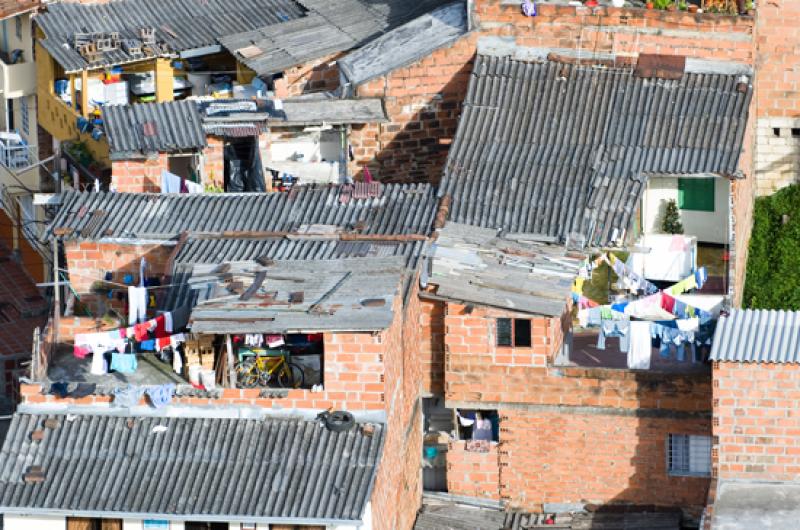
[277,363,305,389]
[324,410,356,432]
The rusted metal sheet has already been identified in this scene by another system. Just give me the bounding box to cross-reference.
[635,54,686,80]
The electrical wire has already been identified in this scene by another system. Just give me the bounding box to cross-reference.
[55,267,186,290]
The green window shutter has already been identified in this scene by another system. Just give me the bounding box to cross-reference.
[678,177,715,212]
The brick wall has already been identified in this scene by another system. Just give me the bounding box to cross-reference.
[447,441,501,501]
[111,155,168,193]
[499,409,710,513]
[350,35,476,184]
[274,52,343,98]
[419,298,445,395]
[371,281,423,530]
[474,2,754,62]
[713,361,800,482]
[752,0,800,195]
[437,301,712,512]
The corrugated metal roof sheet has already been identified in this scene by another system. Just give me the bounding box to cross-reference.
[0,412,383,523]
[429,222,582,316]
[35,0,306,72]
[710,309,800,364]
[104,100,206,158]
[339,2,468,86]
[183,257,403,334]
[219,0,452,76]
[440,54,753,246]
[43,183,438,241]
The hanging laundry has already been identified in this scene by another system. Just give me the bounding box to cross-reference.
[90,346,107,375]
[145,384,176,409]
[266,334,285,348]
[110,353,138,373]
[112,386,146,407]
[70,383,97,398]
[49,382,70,398]
[661,292,676,313]
[128,286,147,325]
[695,267,708,290]
[153,314,168,339]
[164,312,173,333]
[597,320,631,352]
[627,321,652,369]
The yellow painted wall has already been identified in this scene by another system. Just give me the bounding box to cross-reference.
[35,41,109,166]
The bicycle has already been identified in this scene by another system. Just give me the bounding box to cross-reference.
[235,350,305,389]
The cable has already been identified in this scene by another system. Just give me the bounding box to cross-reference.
[56,267,186,290]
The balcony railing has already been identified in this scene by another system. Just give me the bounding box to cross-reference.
[0,133,36,170]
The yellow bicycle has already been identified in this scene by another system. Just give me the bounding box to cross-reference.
[236,350,304,389]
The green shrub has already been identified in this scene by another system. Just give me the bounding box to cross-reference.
[743,184,800,310]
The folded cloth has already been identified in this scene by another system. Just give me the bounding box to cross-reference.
[49,382,70,398]
[110,353,138,373]
[145,383,176,409]
[112,386,146,407]
[70,383,97,398]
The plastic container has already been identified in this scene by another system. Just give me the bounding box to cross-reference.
[200,369,216,390]
[188,364,202,386]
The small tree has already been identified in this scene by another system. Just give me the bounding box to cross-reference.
[661,199,684,234]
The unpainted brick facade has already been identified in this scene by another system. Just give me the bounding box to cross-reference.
[428,301,712,513]
[111,154,169,193]
[713,361,800,482]
[25,275,423,530]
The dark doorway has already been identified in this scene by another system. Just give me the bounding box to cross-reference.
[224,137,265,192]
[184,523,228,530]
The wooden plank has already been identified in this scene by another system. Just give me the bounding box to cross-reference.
[239,270,266,301]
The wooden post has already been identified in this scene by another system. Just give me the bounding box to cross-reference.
[69,74,77,112]
[80,69,89,118]
[52,237,60,346]
[226,334,236,388]
[155,58,174,102]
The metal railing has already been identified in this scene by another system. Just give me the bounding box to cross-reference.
[0,142,37,170]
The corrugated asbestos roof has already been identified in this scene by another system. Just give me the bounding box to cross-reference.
[43,183,438,241]
[339,2,468,86]
[278,98,387,125]
[0,412,383,523]
[175,236,423,266]
[103,100,206,158]
[710,309,800,363]
[35,0,306,72]
[183,257,403,334]
[428,222,582,316]
[219,0,452,76]
[440,54,753,246]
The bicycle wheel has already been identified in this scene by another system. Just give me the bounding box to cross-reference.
[277,362,305,389]
[236,360,259,389]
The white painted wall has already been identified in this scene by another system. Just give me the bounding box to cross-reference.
[4,514,66,530]
[641,176,729,245]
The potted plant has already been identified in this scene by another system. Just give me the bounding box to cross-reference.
[678,1,688,10]
[646,1,655,8]
[688,3,699,12]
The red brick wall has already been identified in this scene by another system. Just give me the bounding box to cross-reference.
[437,301,712,512]
[447,441,501,501]
[371,280,423,530]
[713,362,800,482]
[474,2,754,62]
[499,410,710,513]
[350,35,476,184]
[111,154,168,193]
[63,240,172,293]
[754,1,800,119]
[419,298,445,395]
[274,52,343,98]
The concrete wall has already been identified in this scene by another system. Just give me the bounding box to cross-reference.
[4,515,66,530]
[642,177,730,244]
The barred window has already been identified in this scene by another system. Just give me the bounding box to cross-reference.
[667,434,711,477]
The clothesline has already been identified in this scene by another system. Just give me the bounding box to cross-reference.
[56,267,184,290]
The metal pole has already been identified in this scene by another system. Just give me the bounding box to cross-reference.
[226,334,236,389]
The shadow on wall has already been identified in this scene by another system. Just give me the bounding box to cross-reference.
[350,55,475,185]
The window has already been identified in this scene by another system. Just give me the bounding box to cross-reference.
[667,434,711,477]
[496,318,532,347]
[678,178,715,212]
[14,16,22,40]
[456,409,500,442]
